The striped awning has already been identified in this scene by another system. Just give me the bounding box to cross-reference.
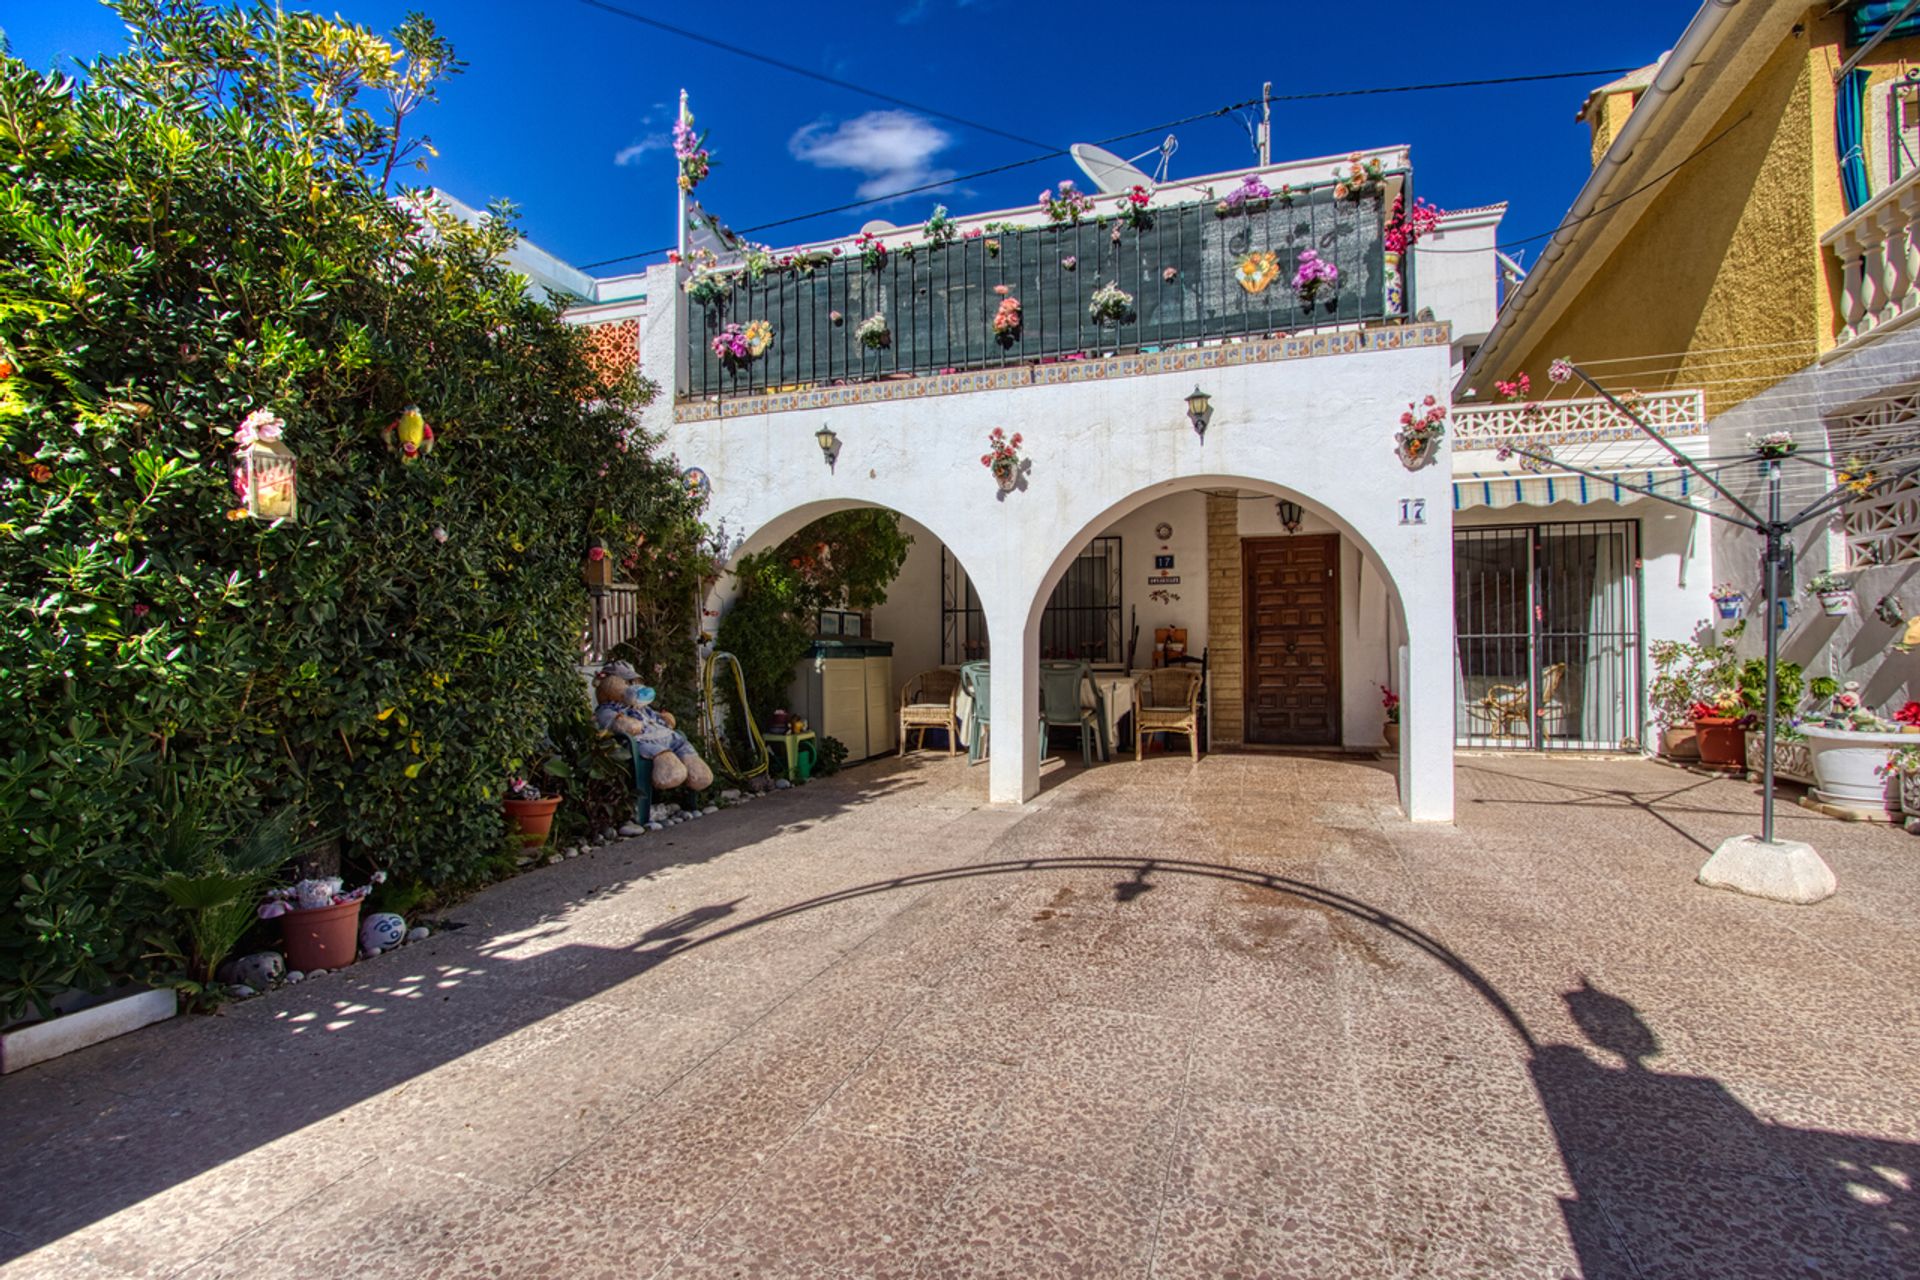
[1452,467,1699,511]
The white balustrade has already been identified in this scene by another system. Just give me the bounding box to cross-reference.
[1452,388,1706,450]
[1824,168,1920,356]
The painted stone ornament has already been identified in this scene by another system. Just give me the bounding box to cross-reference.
[360,912,406,954]
[232,951,285,989]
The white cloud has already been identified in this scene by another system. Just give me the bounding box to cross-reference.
[614,133,668,166]
[788,110,956,202]
[897,0,981,22]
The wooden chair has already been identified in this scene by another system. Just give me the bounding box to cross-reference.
[898,669,960,756]
[1135,668,1202,762]
[1470,662,1568,739]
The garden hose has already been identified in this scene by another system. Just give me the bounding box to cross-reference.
[701,650,770,780]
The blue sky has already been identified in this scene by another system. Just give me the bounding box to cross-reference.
[10,0,1703,279]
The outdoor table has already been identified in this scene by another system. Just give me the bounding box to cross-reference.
[954,669,1136,753]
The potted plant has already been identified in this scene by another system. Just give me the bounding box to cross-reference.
[1292,250,1338,308]
[1804,570,1854,617]
[1649,625,1743,761]
[981,428,1024,493]
[1879,745,1920,818]
[1394,397,1447,472]
[1708,582,1745,621]
[1804,682,1906,815]
[259,871,385,974]
[856,312,891,351]
[1379,684,1401,752]
[1750,430,1796,460]
[1894,700,1920,733]
[503,775,564,847]
[1689,696,1748,769]
[1088,281,1134,326]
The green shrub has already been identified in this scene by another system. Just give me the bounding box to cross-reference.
[0,3,702,1018]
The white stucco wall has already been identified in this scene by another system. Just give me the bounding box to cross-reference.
[641,261,1457,818]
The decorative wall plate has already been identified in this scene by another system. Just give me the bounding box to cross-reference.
[1154,522,1173,541]
[1234,251,1279,294]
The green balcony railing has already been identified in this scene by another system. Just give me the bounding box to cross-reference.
[682,177,1400,400]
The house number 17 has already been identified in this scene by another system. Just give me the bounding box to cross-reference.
[1399,498,1427,526]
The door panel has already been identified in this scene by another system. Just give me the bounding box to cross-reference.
[1243,535,1341,745]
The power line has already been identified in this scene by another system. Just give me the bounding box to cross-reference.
[580,99,1257,269]
[577,0,1053,151]
[576,63,1645,272]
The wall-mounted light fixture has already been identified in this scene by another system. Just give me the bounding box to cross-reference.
[815,424,840,471]
[1184,387,1212,440]
[1277,500,1304,534]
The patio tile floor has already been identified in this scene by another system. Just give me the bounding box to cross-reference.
[3,751,1918,1277]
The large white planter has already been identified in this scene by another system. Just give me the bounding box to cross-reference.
[1804,726,1906,815]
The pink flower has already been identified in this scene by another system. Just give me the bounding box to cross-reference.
[993,284,1010,296]
[132,603,149,617]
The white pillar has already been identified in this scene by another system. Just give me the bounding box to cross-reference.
[983,590,1039,804]
[1399,600,1456,822]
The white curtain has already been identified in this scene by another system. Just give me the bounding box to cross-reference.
[1580,531,1629,747]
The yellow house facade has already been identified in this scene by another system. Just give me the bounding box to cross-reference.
[1460,0,1920,410]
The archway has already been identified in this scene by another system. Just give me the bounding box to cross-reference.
[1011,473,1449,822]
[710,499,995,774]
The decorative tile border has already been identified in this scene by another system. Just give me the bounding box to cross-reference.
[673,322,1452,423]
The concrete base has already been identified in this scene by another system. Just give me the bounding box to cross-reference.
[0,987,177,1074]
[1696,834,1837,905]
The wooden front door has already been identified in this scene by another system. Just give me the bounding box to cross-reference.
[1243,535,1341,745]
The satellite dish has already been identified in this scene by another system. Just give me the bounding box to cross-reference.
[859,219,899,235]
[1071,143,1153,195]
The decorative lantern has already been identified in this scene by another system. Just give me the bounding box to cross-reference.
[233,410,296,521]
[1184,387,1212,439]
[1277,500,1304,534]
[815,425,840,471]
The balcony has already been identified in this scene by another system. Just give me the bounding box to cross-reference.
[681,176,1401,402]
[1451,388,1706,451]
[1824,165,1920,359]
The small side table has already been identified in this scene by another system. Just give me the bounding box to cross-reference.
[767,730,818,782]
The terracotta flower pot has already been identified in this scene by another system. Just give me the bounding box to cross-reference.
[1691,717,1747,769]
[1383,722,1400,752]
[503,796,563,847]
[280,898,362,973]
[1660,726,1700,761]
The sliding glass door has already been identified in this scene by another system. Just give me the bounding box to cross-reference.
[1454,520,1642,751]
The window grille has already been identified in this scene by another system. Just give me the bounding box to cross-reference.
[1830,386,1920,566]
[941,538,1124,665]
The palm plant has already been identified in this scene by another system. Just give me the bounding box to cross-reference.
[142,795,299,996]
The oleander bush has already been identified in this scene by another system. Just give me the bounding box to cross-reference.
[0,1,700,1018]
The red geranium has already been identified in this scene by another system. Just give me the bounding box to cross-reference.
[1896,701,1920,726]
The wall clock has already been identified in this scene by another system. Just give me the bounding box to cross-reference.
[1154,522,1173,541]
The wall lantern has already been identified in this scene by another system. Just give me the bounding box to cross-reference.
[1277,500,1304,534]
[1184,387,1212,439]
[815,424,841,471]
[232,410,296,521]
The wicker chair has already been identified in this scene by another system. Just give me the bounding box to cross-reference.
[1135,668,1202,761]
[898,669,961,756]
[1469,662,1568,739]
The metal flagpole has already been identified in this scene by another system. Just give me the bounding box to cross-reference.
[677,89,690,262]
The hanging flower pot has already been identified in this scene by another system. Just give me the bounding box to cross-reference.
[1715,595,1744,620]
[992,459,1017,492]
[1818,590,1853,618]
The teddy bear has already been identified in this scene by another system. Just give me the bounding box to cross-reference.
[594,661,714,792]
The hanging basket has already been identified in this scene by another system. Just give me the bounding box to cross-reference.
[1714,595,1744,620]
[1818,590,1854,618]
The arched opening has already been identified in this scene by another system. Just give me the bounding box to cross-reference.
[1014,473,1446,820]
[710,499,993,773]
